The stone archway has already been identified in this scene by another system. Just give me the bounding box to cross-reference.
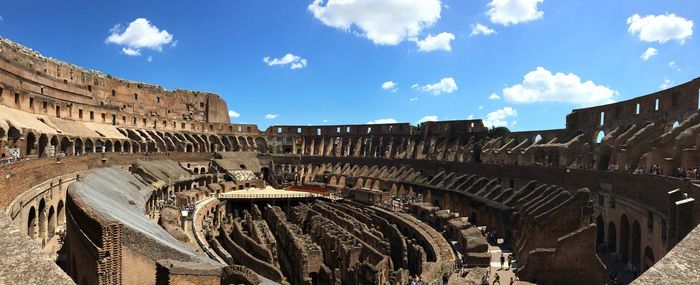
[60,137,73,154]
[85,139,94,153]
[620,215,630,264]
[105,140,113,152]
[608,221,617,252]
[26,132,37,156]
[596,215,605,249]
[47,206,56,237]
[27,206,37,240]
[255,137,268,153]
[38,133,49,157]
[75,138,84,155]
[643,247,655,272]
[632,220,642,268]
[38,199,46,240]
[114,140,122,152]
[57,200,65,225]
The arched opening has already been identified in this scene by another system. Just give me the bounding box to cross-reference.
[27,206,37,239]
[596,130,605,144]
[50,136,58,155]
[47,206,55,237]
[186,144,193,152]
[620,215,630,264]
[631,220,642,268]
[105,140,113,152]
[643,247,655,271]
[38,199,46,239]
[607,222,617,252]
[7,126,21,149]
[672,121,680,129]
[238,137,247,151]
[596,215,605,249]
[60,137,73,155]
[95,139,104,153]
[74,138,84,155]
[193,168,199,174]
[85,139,94,153]
[114,140,122,152]
[123,141,131,153]
[38,133,49,157]
[26,132,37,156]
[247,137,255,150]
[56,200,65,225]
[255,137,268,153]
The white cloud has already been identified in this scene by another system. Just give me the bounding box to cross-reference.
[308,0,442,45]
[467,114,475,120]
[640,47,658,61]
[263,53,308,70]
[483,107,517,128]
[417,115,438,124]
[409,97,418,101]
[146,56,153,62]
[121,47,141,56]
[265,114,279,120]
[367,118,398,124]
[487,0,544,26]
[381,81,398,92]
[410,84,419,89]
[511,120,518,126]
[470,23,497,36]
[660,78,673,90]
[0,16,4,22]
[669,61,681,71]
[502,67,617,107]
[627,13,694,44]
[488,93,501,100]
[415,32,455,52]
[478,105,484,110]
[322,119,329,123]
[106,18,174,56]
[228,110,240,118]
[414,77,458,95]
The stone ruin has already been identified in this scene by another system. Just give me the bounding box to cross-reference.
[0,36,698,285]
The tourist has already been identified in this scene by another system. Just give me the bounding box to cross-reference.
[500,254,505,270]
[507,254,513,269]
[509,277,514,285]
[493,272,501,285]
[481,273,489,285]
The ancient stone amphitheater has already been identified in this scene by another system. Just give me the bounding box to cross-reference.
[0,36,698,285]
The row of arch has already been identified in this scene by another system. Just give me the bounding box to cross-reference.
[596,214,656,272]
[27,198,65,244]
[1,125,270,158]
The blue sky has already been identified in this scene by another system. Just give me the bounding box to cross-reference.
[0,1,698,130]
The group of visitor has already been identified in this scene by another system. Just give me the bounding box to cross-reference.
[482,227,499,244]
[632,165,663,175]
[673,167,699,179]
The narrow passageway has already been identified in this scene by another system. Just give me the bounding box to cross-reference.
[488,242,517,285]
